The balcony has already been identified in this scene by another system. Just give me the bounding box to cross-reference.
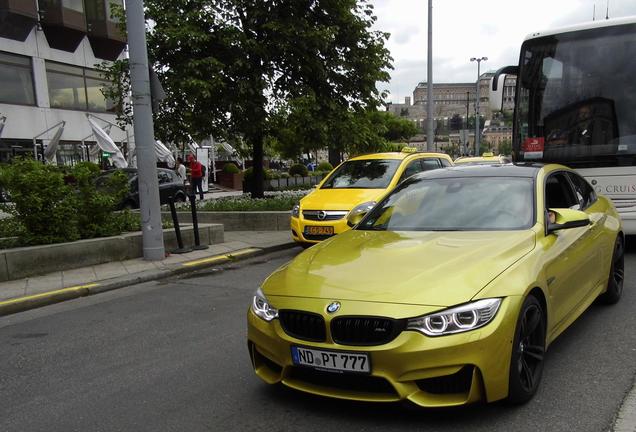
[85,0,126,60]
[0,0,38,41]
[38,0,87,52]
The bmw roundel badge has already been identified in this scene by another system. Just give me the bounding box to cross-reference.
[326,301,341,314]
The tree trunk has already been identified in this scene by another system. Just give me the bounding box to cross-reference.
[328,147,341,167]
[251,130,265,198]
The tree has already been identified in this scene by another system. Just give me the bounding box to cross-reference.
[499,139,513,156]
[105,0,392,198]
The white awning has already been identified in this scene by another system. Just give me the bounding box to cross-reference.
[43,123,65,163]
[155,140,175,167]
[88,117,128,168]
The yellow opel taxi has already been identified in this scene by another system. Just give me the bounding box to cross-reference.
[291,149,453,246]
[454,152,511,166]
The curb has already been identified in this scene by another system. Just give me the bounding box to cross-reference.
[0,242,298,317]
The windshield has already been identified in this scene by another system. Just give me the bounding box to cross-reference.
[321,159,401,189]
[516,23,636,167]
[357,177,534,231]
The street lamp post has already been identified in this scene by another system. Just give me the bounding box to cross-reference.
[470,56,487,157]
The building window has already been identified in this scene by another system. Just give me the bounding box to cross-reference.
[0,52,36,106]
[62,0,85,12]
[46,61,115,112]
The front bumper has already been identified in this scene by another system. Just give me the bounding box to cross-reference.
[247,296,522,407]
[291,215,350,244]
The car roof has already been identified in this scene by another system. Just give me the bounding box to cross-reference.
[454,156,508,164]
[348,151,451,162]
[408,163,550,181]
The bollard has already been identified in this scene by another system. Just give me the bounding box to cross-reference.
[189,193,209,250]
[169,195,192,254]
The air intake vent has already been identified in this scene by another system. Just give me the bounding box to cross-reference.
[279,310,326,342]
[331,316,405,346]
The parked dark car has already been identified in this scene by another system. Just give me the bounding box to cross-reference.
[96,168,187,209]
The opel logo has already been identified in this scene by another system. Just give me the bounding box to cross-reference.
[326,301,341,314]
[317,211,327,220]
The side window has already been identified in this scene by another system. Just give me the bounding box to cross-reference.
[158,171,171,184]
[439,158,452,167]
[567,172,597,210]
[421,158,442,171]
[545,173,579,209]
[398,159,424,183]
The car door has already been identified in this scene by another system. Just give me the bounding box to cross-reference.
[542,171,599,331]
[157,170,172,204]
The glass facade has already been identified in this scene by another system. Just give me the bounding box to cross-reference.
[62,0,84,12]
[0,52,36,105]
[46,61,115,112]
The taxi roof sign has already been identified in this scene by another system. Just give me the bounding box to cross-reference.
[401,146,417,153]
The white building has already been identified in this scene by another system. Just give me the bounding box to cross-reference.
[0,0,130,165]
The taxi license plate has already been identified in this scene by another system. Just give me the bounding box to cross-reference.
[291,346,370,373]
[304,226,334,236]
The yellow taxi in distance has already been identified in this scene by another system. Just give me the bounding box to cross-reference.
[291,148,453,246]
[248,164,624,407]
[454,152,511,166]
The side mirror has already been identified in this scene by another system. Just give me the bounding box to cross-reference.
[489,66,518,112]
[546,208,591,234]
[346,201,376,227]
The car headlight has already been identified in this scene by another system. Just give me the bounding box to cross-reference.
[406,298,501,336]
[292,204,300,218]
[251,288,279,322]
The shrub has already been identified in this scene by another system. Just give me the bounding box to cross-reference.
[72,162,129,239]
[317,162,333,172]
[0,158,79,245]
[0,158,135,246]
[223,162,240,174]
[289,163,308,177]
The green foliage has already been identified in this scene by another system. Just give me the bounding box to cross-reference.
[0,159,136,246]
[223,163,240,174]
[71,162,129,239]
[0,158,79,245]
[317,162,333,172]
[198,194,305,211]
[498,139,513,156]
[289,164,308,177]
[102,0,393,198]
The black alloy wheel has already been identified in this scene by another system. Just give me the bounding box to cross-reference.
[507,295,546,404]
[598,235,625,305]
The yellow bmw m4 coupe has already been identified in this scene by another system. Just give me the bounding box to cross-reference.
[247,163,624,407]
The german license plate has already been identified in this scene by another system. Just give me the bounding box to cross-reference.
[304,226,334,236]
[291,346,370,373]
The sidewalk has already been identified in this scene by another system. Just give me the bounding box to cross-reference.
[0,231,298,316]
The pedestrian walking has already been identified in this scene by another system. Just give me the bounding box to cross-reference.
[188,154,205,200]
[175,157,187,184]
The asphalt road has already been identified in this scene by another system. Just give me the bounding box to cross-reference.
[1,246,636,432]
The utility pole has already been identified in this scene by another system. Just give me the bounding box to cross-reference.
[125,0,165,260]
[426,0,434,151]
[470,56,487,157]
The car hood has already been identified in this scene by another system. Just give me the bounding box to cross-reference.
[300,188,387,211]
[263,229,536,307]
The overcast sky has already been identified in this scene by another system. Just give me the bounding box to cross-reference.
[372,0,636,103]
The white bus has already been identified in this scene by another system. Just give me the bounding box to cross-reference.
[490,16,636,233]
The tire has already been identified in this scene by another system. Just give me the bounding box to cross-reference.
[507,295,546,404]
[174,193,186,203]
[598,235,624,305]
[300,242,314,249]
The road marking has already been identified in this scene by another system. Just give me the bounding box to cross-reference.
[182,255,230,267]
[0,283,99,306]
[227,248,261,258]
